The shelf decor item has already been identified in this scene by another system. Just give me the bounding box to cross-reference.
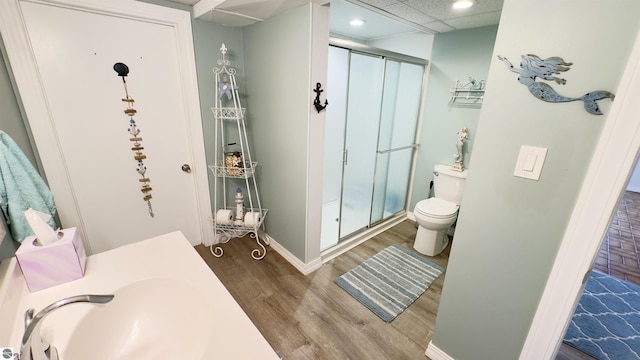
[208,43,268,260]
[453,127,469,171]
[113,62,154,217]
[497,54,615,115]
[224,143,244,176]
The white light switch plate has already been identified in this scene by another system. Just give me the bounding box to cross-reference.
[514,145,548,180]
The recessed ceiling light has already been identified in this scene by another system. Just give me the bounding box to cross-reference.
[350,19,366,26]
[452,0,475,9]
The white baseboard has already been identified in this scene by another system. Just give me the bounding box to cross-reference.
[262,233,322,275]
[261,212,413,275]
[425,341,454,360]
[320,212,409,263]
[202,232,215,247]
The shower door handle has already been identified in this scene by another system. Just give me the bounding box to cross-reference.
[343,149,348,166]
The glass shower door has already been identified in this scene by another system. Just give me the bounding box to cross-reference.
[321,45,425,252]
[339,52,385,238]
[371,61,424,223]
[321,46,349,251]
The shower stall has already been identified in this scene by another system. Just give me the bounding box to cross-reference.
[321,40,426,252]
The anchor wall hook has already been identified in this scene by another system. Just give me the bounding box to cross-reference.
[313,82,328,113]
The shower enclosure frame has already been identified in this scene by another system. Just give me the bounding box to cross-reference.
[321,38,428,252]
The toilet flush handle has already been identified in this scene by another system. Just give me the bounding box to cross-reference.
[433,171,439,176]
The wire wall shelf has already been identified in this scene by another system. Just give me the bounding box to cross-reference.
[209,208,269,260]
[449,78,486,106]
[212,107,246,119]
[208,161,258,178]
[211,208,268,231]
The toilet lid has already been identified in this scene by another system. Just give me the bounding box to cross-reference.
[415,198,458,218]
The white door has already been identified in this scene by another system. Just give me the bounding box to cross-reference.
[0,0,212,253]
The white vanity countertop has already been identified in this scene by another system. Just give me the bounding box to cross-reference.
[0,231,280,359]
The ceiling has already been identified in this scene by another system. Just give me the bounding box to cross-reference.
[168,0,503,39]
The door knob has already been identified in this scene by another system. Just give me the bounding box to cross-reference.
[181,164,192,173]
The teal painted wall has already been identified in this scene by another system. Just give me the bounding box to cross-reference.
[430,1,640,359]
[191,15,246,219]
[243,5,313,261]
[410,25,498,209]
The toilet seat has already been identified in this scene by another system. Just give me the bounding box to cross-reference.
[415,198,458,219]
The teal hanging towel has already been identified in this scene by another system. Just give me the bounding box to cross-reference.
[0,130,57,242]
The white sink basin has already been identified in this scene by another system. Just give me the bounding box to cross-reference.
[63,277,214,360]
[2,231,280,359]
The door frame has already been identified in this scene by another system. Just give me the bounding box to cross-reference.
[0,0,213,251]
[520,29,640,359]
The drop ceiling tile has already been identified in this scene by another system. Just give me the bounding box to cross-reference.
[173,0,502,36]
[421,21,455,33]
[399,0,502,21]
[400,0,455,19]
[216,0,312,19]
[383,2,437,24]
[330,0,421,40]
[356,0,399,8]
[444,11,502,30]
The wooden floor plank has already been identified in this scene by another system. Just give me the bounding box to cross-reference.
[195,220,449,359]
[195,220,601,359]
[555,343,596,360]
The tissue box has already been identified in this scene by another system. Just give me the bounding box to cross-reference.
[16,227,87,292]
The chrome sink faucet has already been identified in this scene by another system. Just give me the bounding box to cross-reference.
[20,294,114,360]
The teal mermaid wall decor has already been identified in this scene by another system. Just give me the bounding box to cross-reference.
[497,54,614,115]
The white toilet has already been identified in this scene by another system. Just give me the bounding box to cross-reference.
[413,164,468,256]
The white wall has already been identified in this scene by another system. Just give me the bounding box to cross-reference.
[306,5,330,263]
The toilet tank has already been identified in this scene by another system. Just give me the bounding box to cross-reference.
[433,164,468,205]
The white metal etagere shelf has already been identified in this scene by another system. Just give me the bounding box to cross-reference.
[208,43,268,260]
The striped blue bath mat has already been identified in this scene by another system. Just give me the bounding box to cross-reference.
[335,244,444,322]
[563,271,640,360]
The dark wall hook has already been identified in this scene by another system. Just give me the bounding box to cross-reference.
[113,62,129,79]
[313,82,328,113]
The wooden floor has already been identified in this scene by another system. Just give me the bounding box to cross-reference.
[196,211,639,360]
[195,220,449,360]
[555,344,597,360]
[593,190,640,285]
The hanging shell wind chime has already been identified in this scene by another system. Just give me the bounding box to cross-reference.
[113,62,154,217]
